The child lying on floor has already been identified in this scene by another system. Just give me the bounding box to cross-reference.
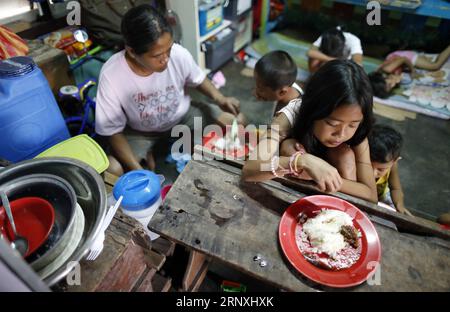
[368,124,413,215]
[369,45,450,98]
[307,26,363,73]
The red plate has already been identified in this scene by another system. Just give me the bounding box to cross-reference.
[279,195,381,288]
[202,129,254,159]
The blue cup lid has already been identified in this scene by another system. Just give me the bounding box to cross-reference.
[113,170,162,211]
[0,56,36,78]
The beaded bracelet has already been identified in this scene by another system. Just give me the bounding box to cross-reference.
[270,156,280,177]
[270,156,289,178]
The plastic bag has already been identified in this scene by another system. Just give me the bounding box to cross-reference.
[0,26,29,60]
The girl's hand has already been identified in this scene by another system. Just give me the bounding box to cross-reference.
[397,204,413,216]
[301,154,343,193]
[217,96,240,116]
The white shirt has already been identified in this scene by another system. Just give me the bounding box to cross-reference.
[95,44,206,136]
[276,82,303,127]
[313,31,363,59]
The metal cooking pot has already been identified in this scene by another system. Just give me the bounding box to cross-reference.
[0,157,107,286]
[0,173,77,270]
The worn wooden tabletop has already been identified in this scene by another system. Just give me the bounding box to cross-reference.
[148,157,450,291]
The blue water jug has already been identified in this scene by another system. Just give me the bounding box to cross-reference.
[0,56,70,162]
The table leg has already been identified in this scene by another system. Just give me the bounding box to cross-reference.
[182,249,210,292]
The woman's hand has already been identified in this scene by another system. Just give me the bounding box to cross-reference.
[196,79,240,115]
[217,96,240,116]
[300,154,343,193]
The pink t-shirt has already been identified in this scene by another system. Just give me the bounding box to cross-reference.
[95,44,206,136]
[386,50,418,65]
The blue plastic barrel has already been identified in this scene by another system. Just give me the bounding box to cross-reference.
[0,57,70,162]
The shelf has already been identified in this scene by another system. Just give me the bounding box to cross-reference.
[199,19,232,42]
[332,0,450,19]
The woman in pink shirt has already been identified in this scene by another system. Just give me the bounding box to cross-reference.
[95,4,244,175]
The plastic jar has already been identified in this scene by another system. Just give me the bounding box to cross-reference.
[112,170,165,240]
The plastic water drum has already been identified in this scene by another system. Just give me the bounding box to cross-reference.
[0,57,70,162]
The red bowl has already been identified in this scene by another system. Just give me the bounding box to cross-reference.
[0,197,55,257]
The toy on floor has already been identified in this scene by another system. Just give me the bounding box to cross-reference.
[165,153,191,173]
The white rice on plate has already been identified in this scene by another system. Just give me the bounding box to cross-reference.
[302,209,354,258]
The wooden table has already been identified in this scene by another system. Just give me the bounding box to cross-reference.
[148,147,450,292]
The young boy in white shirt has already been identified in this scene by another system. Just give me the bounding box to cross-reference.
[253,50,303,140]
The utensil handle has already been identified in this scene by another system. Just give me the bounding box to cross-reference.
[0,192,17,235]
[102,195,123,232]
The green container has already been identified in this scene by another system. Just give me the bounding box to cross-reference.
[35,134,109,173]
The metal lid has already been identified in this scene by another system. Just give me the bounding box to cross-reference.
[0,56,36,78]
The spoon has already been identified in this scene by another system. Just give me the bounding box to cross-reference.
[0,192,29,256]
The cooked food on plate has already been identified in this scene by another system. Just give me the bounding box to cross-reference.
[296,209,362,270]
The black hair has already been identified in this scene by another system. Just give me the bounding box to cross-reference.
[320,27,346,58]
[369,71,391,99]
[293,59,374,157]
[368,124,403,163]
[121,4,172,55]
[254,50,297,90]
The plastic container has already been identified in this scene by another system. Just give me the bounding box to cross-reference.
[199,0,224,36]
[224,0,252,20]
[204,27,236,71]
[35,134,109,173]
[0,56,70,162]
[112,170,165,241]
